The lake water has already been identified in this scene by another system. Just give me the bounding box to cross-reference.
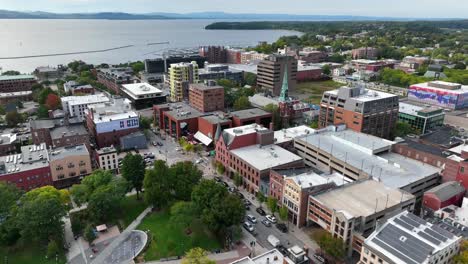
[0,19,299,73]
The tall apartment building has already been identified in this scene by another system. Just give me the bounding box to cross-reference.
[294,126,441,204]
[319,86,399,139]
[360,211,462,264]
[257,55,297,96]
[189,81,225,113]
[198,64,243,85]
[199,46,227,63]
[0,75,37,93]
[308,180,416,256]
[86,98,140,148]
[61,93,110,121]
[49,144,92,188]
[168,61,199,102]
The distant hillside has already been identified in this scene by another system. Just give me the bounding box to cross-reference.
[0,10,464,21]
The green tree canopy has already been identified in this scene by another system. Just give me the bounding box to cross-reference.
[182,247,216,264]
[267,197,278,215]
[170,201,196,229]
[144,160,171,209]
[312,229,346,261]
[264,104,282,130]
[1,70,21,76]
[233,96,251,111]
[121,153,145,199]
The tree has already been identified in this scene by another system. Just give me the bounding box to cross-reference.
[310,120,319,129]
[233,173,242,187]
[454,62,466,70]
[131,61,145,74]
[5,111,23,127]
[47,240,60,258]
[264,104,282,130]
[38,87,56,104]
[312,230,346,261]
[279,206,288,223]
[182,248,215,264]
[169,161,203,201]
[392,121,416,138]
[192,180,245,233]
[0,182,22,218]
[15,186,69,242]
[454,240,468,264]
[244,72,257,86]
[139,116,151,130]
[144,160,171,209]
[215,162,225,175]
[83,224,96,243]
[267,197,278,215]
[233,96,251,111]
[37,105,50,118]
[45,93,61,110]
[322,64,331,75]
[2,70,21,76]
[121,153,145,199]
[256,192,266,207]
[170,201,195,229]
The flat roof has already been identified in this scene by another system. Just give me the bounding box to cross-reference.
[49,144,89,161]
[231,108,271,120]
[327,87,397,102]
[200,114,231,125]
[286,171,348,189]
[227,63,258,74]
[0,134,17,145]
[231,249,284,264]
[223,123,268,138]
[296,129,440,189]
[410,82,468,95]
[96,146,117,155]
[62,93,109,106]
[314,180,414,218]
[93,111,138,124]
[189,83,224,91]
[365,211,459,264]
[230,144,302,171]
[249,94,279,108]
[164,103,203,121]
[121,82,163,98]
[274,125,316,144]
[449,144,468,155]
[399,102,443,116]
[30,118,63,130]
[50,124,88,140]
[0,143,49,175]
[0,75,35,81]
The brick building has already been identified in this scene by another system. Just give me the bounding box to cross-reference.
[257,54,297,96]
[153,103,203,139]
[189,82,225,113]
[196,115,232,147]
[63,81,95,95]
[422,181,465,213]
[0,75,37,93]
[0,143,52,190]
[296,66,323,82]
[215,124,304,194]
[308,180,415,256]
[351,47,379,59]
[96,67,135,94]
[86,99,140,148]
[231,108,273,128]
[50,124,90,149]
[319,86,399,139]
[199,46,227,63]
[49,144,92,188]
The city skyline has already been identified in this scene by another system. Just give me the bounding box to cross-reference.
[1,0,468,18]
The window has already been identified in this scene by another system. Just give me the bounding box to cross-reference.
[461,167,465,173]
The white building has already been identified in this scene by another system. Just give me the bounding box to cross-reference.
[360,211,462,264]
[96,146,118,173]
[61,93,109,120]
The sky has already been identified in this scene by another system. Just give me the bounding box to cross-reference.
[0,0,467,18]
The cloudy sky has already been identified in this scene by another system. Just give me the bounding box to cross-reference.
[1,0,467,18]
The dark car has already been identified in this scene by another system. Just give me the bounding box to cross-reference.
[220,181,229,188]
[236,192,245,199]
[244,199,252,206]
[276,223,288,233]
[152,141,157,146]
[214,176,222,182]
[157,142,163,146]
[261,219,271,227]
[256,207,266,216]
[276,245,288,256]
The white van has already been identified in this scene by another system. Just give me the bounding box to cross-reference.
[267,234,280,247]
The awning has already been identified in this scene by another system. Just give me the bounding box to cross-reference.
[194,131,213,146]
[96,224,107,232]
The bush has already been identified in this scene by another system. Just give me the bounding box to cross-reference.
[47,240,60,258]
[84,224,96,243]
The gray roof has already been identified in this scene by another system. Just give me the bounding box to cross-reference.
[0,143,49,175]
[231,108,271,119]
[30,118,63,130]
[0,75,35,81]
[50,124,88,140]
[49,144,89,161]
[120,131,145,140]
[365,211,460,264]
[426,181,465,201]
[201,115,231,124]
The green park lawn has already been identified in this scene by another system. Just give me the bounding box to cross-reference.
[137,210,221,261]
[0,243,66,264]
[296,80,343,104]
[119,194,148,227]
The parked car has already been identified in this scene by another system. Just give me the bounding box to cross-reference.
[152,141,157,146]
[246,214,257,223]
[195,159,203,164]
[266,215,277,223]
[256,207,266,216]
[243,221,254,233]
[157,142,163,146]
[228,187,237,193]
[220,181,229,188]
[245,204,250,210]
[261,219,271,227]
[236,192,245,199]
[244,199,252,206]
[276,223,288,233]
[213,176,222,182]
[267,235,280,247]
[314,254,326,264]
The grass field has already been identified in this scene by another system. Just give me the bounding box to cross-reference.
[0,243,67,264]
[137,210,221,260]
[119,194,148,227]
[295,80,343,104]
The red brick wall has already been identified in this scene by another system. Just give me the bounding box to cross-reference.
[269,170,284,201]
[297,69,323,82]
[0,166,52,191]
[423,191,465,211]
[95,127,140,148]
